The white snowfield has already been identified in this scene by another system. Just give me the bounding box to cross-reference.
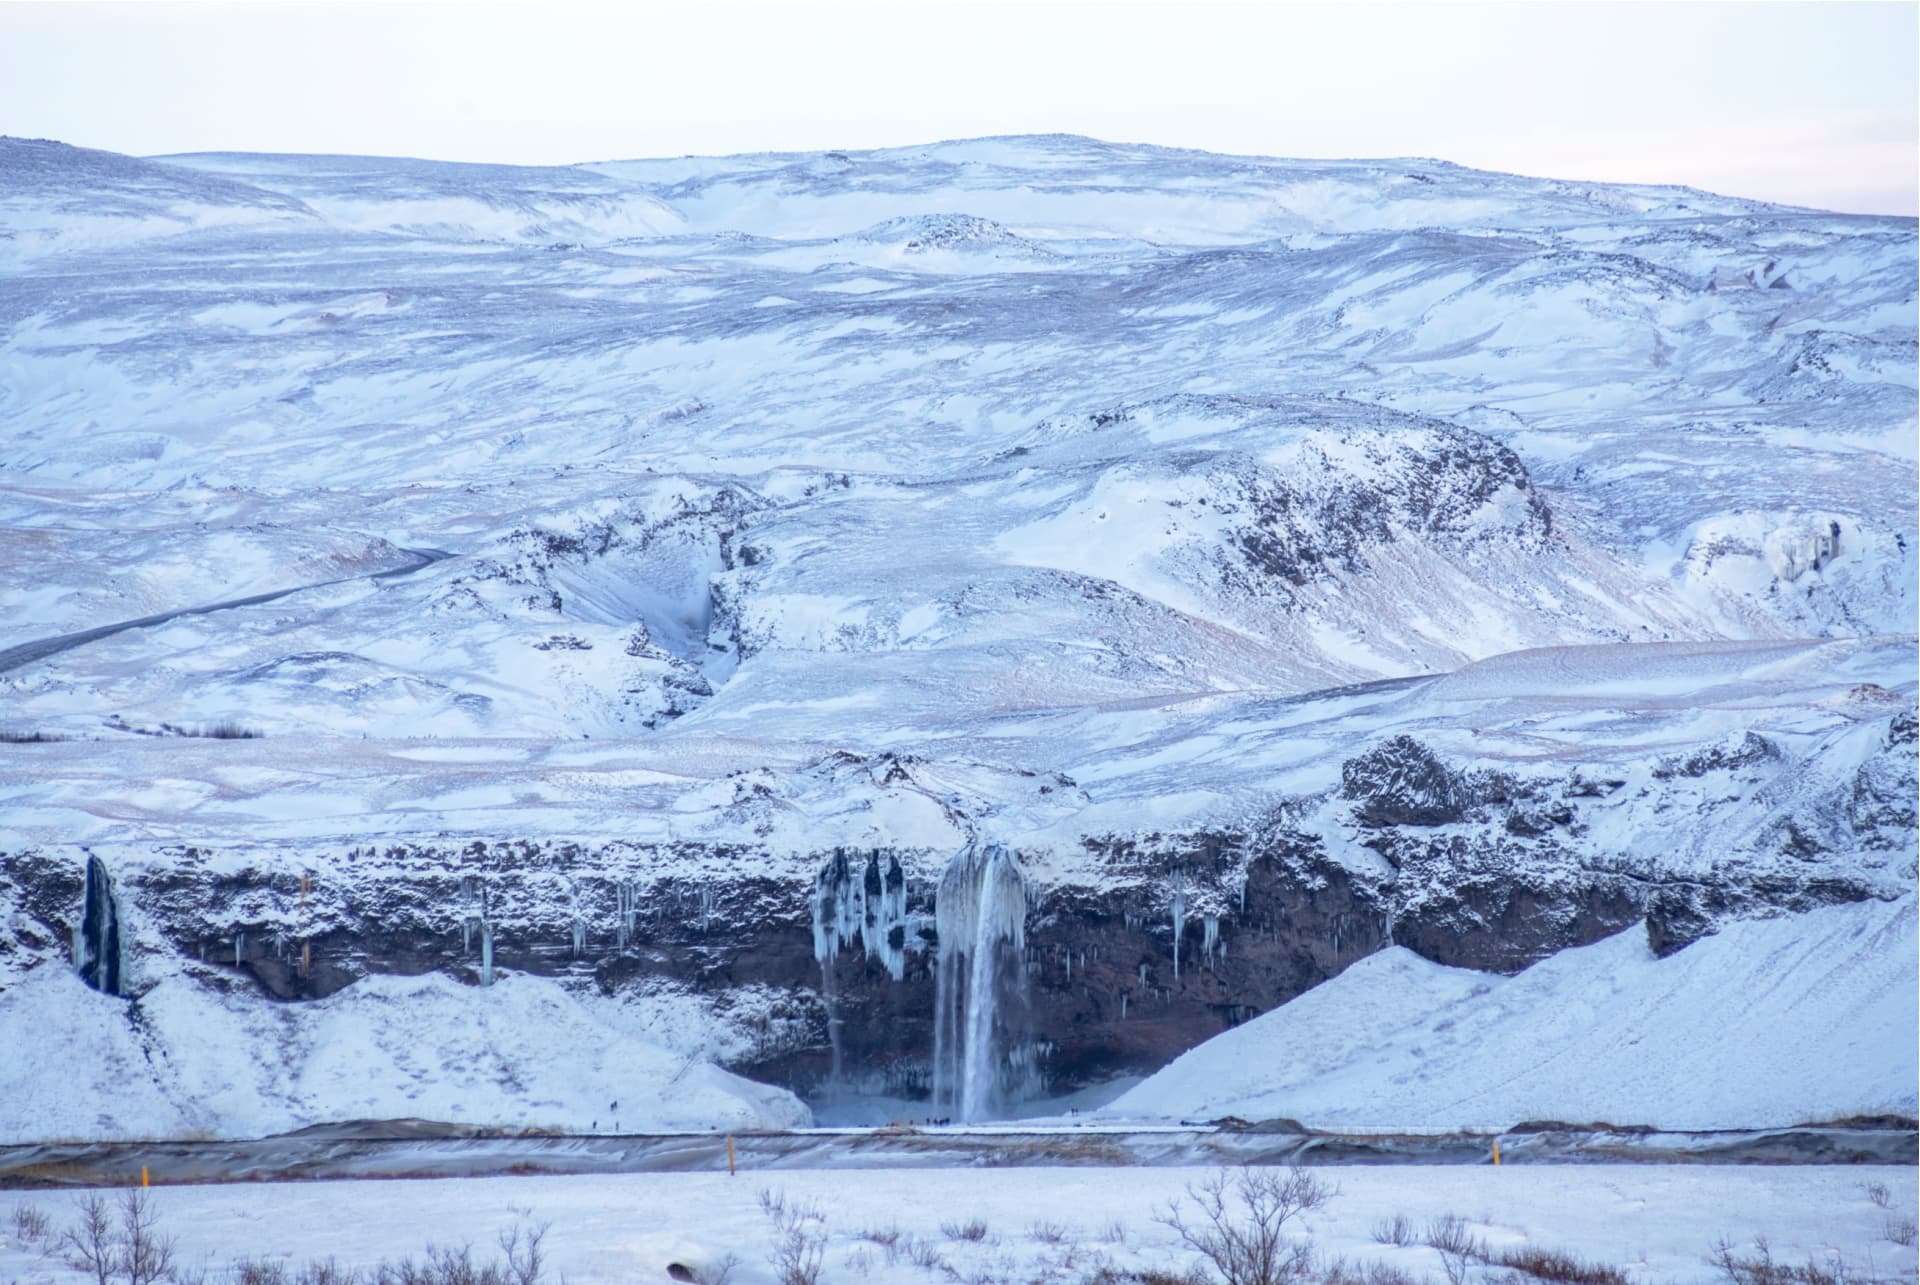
[0,134,1912,849]
[0,1167,1914,1285]
[0,965,808,1143]
[1108,896,1918,1131]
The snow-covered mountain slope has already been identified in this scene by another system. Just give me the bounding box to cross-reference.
[1107,895,1918,1130]
[0,133,1913,1123]
[0,957,808,1142]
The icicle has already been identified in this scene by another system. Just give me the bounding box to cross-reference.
[1138,961,1149,983]
[1202,915,1219,970]
[235,931,244,966]
[1170,868,1186,980]
[1120,992,1128,1020]
[480,919,494,986]
[616,881,639,950]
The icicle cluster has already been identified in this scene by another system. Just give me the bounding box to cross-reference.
[931,841,1032,1122]
[810,848,909,980]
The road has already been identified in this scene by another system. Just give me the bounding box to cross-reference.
[0,547,453,677]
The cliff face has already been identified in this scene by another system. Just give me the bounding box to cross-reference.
[5,697,1907,1114]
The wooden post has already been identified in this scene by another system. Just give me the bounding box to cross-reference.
[1491,1138,1501,1166]
[141,1166,149,1187]
[726,1135,736,1177]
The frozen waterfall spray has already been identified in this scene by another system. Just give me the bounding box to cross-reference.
[811,849,911,1086]
[931,842,1033,1122]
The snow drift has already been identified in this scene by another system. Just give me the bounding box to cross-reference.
[1107,896,1918,1131]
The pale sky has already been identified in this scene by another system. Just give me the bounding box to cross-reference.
[2,1,1916,214]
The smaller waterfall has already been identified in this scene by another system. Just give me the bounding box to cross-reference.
[76,855,124,996]
[931,842,1031,1122]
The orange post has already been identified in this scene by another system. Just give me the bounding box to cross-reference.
[1491,1139,1501,1166]
[726,1135,736,1177]
[141,1166,149,1187]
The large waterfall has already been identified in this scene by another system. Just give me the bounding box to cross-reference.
[931,842,1032,1122]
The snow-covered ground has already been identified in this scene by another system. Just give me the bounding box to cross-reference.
[0,964,808,1142]
[1107,897,1919,1131]
[1,1165,1914,1284]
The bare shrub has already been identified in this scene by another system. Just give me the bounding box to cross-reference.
[1707,1235,1872,1285]
[496,1220,548,1285]
[1492,1244,1629,1285]
[1030,1220,1071,1245]
[906,1236,945,1272]
[60,1193,117,1285]
[700,1252,740,1285]
[1369,1215,1414,1248]
[942,1217,990,1243]
[117,1189,176,1285]
[9,1201,51,1245]
[1862,1181,1892,1209]
[1077,1269,1209,1285]
[1101,1220,1129,1246]
[1321,1260,1423,1285]
[1885,1216,1917,1248]
[231,1259,292,1285]
[759,1188,827,1285]
[0,729,67,743]
[1423,1215,1483,1285]
[1156,1166,1336,1285]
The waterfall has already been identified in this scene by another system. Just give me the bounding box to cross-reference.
[931,842,1030,1122]
[76,855,124,996]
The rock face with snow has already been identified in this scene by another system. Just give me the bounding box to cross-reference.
[0,135,1913,1134]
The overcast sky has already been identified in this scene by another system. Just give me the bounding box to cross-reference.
[2,1,1915,215]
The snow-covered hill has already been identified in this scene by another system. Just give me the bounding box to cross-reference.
[1106,895,1918,1130]
[0,133,1913,1131]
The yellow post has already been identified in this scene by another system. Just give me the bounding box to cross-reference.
[1491,1138,1501,1166]
[141,1166,149,1187]
[726,1135,736,1177]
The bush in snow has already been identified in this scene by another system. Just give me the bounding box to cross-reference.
[1155,1166,1336,1285]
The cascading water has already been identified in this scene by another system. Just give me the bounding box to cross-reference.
[931,842,1032,1122]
